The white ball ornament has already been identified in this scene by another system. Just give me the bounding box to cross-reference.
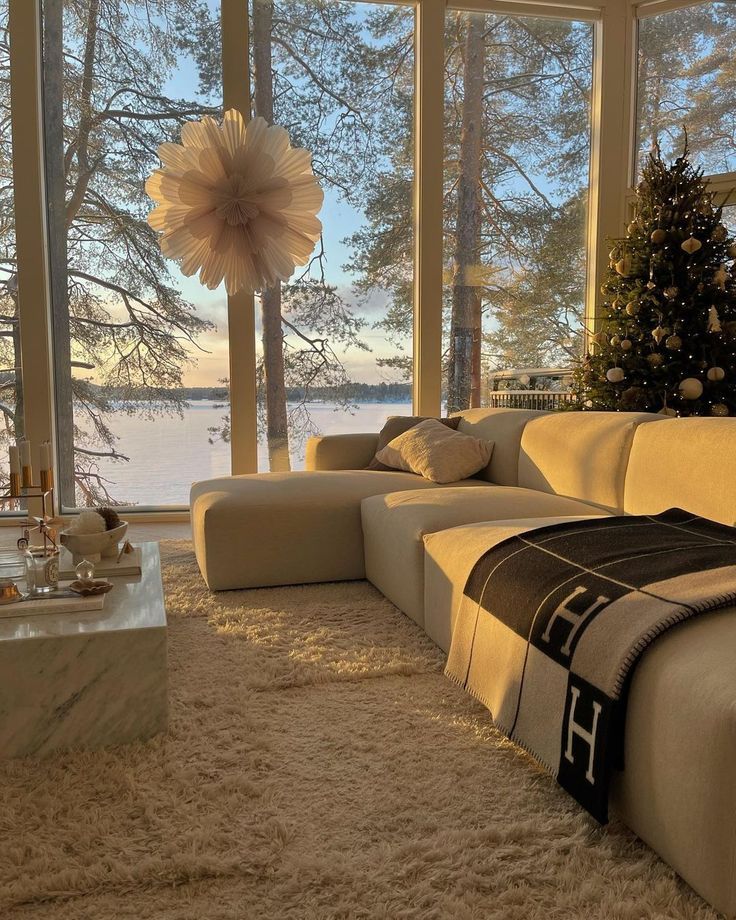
[606,367,625,383]
[707,366,726,382]
[678,377,704,400]
[69,510,107,535]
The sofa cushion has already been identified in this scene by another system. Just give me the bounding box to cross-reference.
[518,411,663,511]
[306,433,379,471]
[190,470,488,590]
[455,407,547,486]
[362,487,605,627]
[624,417,736,525]
[375,419,493,483]
[366,415,460,471]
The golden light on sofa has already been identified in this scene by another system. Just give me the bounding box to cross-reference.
[145,110,324,295]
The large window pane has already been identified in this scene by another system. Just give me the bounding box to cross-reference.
[251,0,415,471]
[43,0,228,509]
[637,3,736,179]
[442,12,593,412]
[0,0,23,495]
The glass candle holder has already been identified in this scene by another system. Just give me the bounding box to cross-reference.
[24,547,59,595]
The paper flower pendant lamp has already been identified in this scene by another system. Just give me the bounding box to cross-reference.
[145,110,324,295]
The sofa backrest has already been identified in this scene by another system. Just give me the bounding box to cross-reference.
[518,411,664,511]
[624,417,736,525]
[455,407,549,486]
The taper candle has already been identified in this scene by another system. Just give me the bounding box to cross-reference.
[19,439,32,488]
[40,442,50,473]
[9,445,19,475]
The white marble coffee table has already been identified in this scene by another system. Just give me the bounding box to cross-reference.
[0,542,168,758]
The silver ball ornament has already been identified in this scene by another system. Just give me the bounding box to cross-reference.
[606,367,625,383]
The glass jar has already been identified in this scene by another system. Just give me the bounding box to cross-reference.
[24,547,59,595]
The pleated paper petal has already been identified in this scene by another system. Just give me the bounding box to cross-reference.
[146,110,324,294]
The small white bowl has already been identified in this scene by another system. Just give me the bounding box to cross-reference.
[60,521,128,565]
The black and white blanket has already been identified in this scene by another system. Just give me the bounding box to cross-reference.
[445,509,736,822]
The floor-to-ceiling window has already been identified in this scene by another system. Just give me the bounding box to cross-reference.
[0,0,22,496]
[42,0,229,509]
[636,2,736,233]
[442,10,594,412]
[251,0,415,471]
[16,0,727,512]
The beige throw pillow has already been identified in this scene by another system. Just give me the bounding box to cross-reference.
[366,415,460,471]
[375,418,493,484]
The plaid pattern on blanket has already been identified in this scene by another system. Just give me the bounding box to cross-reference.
[445,509,736,822]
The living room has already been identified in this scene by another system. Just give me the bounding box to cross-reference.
[1,0,735,917]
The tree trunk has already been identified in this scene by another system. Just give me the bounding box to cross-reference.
[253,0,291,472]
[44,0,76,505]
[447,15,484,413]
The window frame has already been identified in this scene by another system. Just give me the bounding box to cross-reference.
[5,0,670,518]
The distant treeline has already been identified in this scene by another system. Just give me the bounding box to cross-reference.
[94,382,412,404]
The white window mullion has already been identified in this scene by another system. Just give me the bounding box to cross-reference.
[8,0,56,513]
[584,1,636,344]
[413,0,445,416]
[222,0,259,473]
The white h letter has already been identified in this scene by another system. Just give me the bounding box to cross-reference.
[541,586,610,656]
[564,685,602,784]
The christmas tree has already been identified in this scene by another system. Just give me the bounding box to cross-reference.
[572,145,736,417]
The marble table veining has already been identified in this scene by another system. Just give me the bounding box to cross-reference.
[0,542,168,758]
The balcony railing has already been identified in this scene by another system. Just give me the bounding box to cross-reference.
[485,366,574,411]
[486,390,575,410]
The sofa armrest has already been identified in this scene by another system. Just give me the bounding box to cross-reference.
[305,433,379,470]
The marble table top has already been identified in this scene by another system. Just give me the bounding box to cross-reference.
[0,542,165,642]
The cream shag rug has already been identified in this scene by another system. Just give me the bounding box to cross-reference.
[0,542,720,920]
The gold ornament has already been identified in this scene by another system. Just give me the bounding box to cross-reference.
[612,297,625,310]
[646,280,657,290]
[708,306,722,333]
[711,403,729,417]
[626,301,640,316]
[590,330,607,346]
[681,236,702,254]
[610,335,621,347]
[713,264,729,290]
[648,353,664,366]
[665,334,682,350]
[707,366,726,382]
[678,377,704,400]
[620,338,633,351]
[650,228,667,244]
[606,367,625,383]
[652,325,667,344]
[664,286,678,300]
[712,225,727,242]
[615,255,633,277]
[627,221,638,235]
[658,406,678,417]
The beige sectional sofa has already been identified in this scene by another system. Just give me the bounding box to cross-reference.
[191,408,736,917]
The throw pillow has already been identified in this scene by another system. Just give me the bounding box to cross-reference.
[366,415,461,472]
[375,418,493,484]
